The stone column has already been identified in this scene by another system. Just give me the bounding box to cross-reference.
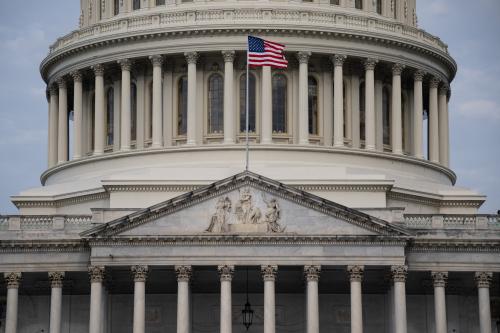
[72,71,84,159]
[475,272,493,333]
[391,64,405,154]
[262,265,278,333]
[428,77,440,163]
[218,265,234,333]
[332,55,347,147]
[438,85,450,167]
[348,266,364,333]
[185,52,199,145]
[132,265,148,333]
[4,272,21,333]
[261,66,272,144]
[93,64,106,155]
[57,77,68,163]
[297,51,312,145]
[48,86,59,168]
[304,265,320,333]
[431,271,448,333]
[222,51,236,144]
[48,272,65,333]
[364,58,377,150]
[150,55,164,148]
[119,59,132,151]
[176,266,192,333]
[88,266,105,333]
[412,70,425,158]
[391,265,408,333]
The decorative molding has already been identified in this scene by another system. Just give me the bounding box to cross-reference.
[118,59,132,71]
[413,69,426,81]
[131,265,149,282]
[391,265,407,282]
[409,239,500,253]
[13,192,108,208]
[71,70,83,82]
[221,50,236,63]
[431,271,448,288]
[475,272,493,288]
[391,63,405,76]
[348,265,364,282]
[295,184,392,192]
[388,191,483,209]
[184,51,199,65]
[175,265,192,282]
[429,77,440,88]
[4,272,22,289]
[103,184,200,192]
[149,55,164,67]
[218,265,234,281]
[0,240,89,253]
[49,85,59,96]
[48,271,65,288]
[261,265,278,281]
[92,64,105,76]
[88,265,105,283]
[56,76,67,89]
[304,265,321,282]
[439,84,449,95]
[331,54,347,67]
[363,58,378,71]
[296,51,312,64]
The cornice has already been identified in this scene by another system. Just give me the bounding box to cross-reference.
[0,240,89,253]
[103,184,200,192]
[295,184,392,192]
[387,191,484,208]
[12,191,109,209]
[408,239,500,253]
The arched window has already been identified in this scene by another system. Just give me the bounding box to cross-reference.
[382,86,391,146]
[240,74,256,133]
[359,82,365,141]
[177,76,188,136]
[376,0,382,14]
[156,0,166,5]
[106,87,114,146]
[133,0,141,10]
[355,0,363,9]
[131,83,137,141]
[308,76,319,135]
[272,74,287,133]
[208,74,224,134]
[114,0,119,15]
[330,0,339,4]
[393,0,397,18]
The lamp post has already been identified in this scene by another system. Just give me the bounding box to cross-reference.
[242,268,254,330]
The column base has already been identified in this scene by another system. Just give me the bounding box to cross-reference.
[151,143,163,149]
[120,146,131,152]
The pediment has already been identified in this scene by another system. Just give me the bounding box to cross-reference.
[82,172,410,238]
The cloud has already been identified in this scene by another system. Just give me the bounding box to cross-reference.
[457,99,500,120]
[428,1,450,15]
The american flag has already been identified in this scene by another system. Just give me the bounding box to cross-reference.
[247,36,288,69]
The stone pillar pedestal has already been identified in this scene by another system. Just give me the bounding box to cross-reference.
[332,55,347,147]
[475,272,493,333]
[428,77,440,162]
[218,265,234,333]
[431,271,448,333]
[48,86,59,168]
[93,64,105,155]
[57,77,68,163]
[391,265,408,333]
[222,51,236,144]
[261,66,272,144]
[348,266,364,333]
[297,52,311,145]
[304,265,320,333]
[185,52,199,145]
[71,71,83,159]
[363,59,377,150]
[262,265,278,333]
[132,265,149,333]
[438,85,450,167]
[48,272,65,333]
[391,64,404,154]
[412,70,425,158]
[150,55,164,148]
[119,59,132,151]
[175,266,192,333]
[88,266,105,333]
[4,272,21,333]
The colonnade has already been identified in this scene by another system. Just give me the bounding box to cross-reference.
[2,267,495,333]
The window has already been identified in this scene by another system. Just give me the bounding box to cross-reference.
[114,0,120,15]
[177,76,188,136]
[133,0,141,10]
[208,74,224,134]
[393,0,397,18]
[355,0,363,9]
[330,0,339,4]
[131,83,137,141]
[240,74,256,133]
[272,74,287,133]
[106,88,114,146]
[382,86,391,146]
[147,82,153,140]
[376,0,382,14]
[359,82,365,141]
[91,93,95,151]
[308,76,319,135]
[156,0,166,5]
[402,93,408,151]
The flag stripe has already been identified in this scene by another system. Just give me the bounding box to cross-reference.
[248,36,288,69]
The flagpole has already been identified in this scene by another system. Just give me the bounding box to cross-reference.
[245,37,250,171]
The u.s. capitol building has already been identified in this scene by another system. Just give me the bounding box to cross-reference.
[1,0,499,332]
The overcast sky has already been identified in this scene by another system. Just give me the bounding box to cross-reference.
[0,0,498,214]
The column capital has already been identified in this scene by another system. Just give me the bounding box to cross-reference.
[149,55,164,67]
[363,58,378,71]
[347,265,364,282]
[184,51,199,65]
[221,50,236,63]
[49,84,59,96]
[431,271,448,288]
[391,265,408,283]
[118,59,133,71]
[475,272,493,288]
[48,271,65,288]
[92,64,105,76]
[331,54,347,67]
[56,76,67,89]
[175,265,192,282]
[131,265,149,282]
[296,51,312,64]
[392,63,405,76]
[439,83,450,95]
[88,265,105,283]
[71,70,83,82]
[4,272,22,289]
[218,265,235,282]
[261,265,278,281]
[430,77,441,88]
[413,69,426,81]
[304,265,321,282]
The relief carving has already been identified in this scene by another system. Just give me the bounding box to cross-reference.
[235,188,261,224]
[205,196,232,233]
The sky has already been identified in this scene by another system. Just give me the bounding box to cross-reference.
[0,0,499,214]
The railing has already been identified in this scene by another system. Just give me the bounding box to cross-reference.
[404,214,500,230]
[0,215,94,232]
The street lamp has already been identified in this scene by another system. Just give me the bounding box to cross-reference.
[242,268,254,330]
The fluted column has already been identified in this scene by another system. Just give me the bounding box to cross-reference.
[332,55,347,147]
[119,59,132,151]
[412,70,425,158]
[391,64,405,154]
[222,51,236,144]
[304,265,320,333]
[93,64,106,155]
[72,71,83,159]
[391,265,408,333]
[57,77,68,163]
[297,51,312,145]
[261,66,272,144]
[364,59,377,150]
[132,265,148,333]
[429,77,440,162]
[475,272,493,333]
[348,266,364,333]
[48,86,59,168]
[431,272,448,333]
[150,55,164,148]
[438,85,450,167]
[48,272,65,333]
[185,52,199,145]
[88,266,105,333]
[218,265,234,333]
[4,272,21,333]
[176,266,192,333]
[262,265,278,333]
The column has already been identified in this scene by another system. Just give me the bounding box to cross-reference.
[438,85,450,167]
[431,271,448,333]
[218,265,234,333]
[93,64,106,155]
[391,265,407,333]
[150,55,164,148]
[332,55,347,147]
[350,73,360,149]
[428,77,440,162]
[391,64,405,154]
[222,51,236,144]
[304,265,320,333]
[48,86,59,167]
[4,272,21,333]
[88,266,105,333]
[72,71,84,159]
[48,272,65,333]
[261,66,272,144]
[364,58,377,150]
[475,272,493,333]
[348,266,364,333]
[297,51,312,145]
[185,52,199,145]
[262,265,278,333]
[132,265,148,333]
[412,70,425,158]
[176,266,192,333]
[119,59,132,151]
[57,77,68,163]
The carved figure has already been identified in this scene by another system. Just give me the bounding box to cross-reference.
[235,188,261,224]
[206,196,232,233]
[262,195,285,233]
